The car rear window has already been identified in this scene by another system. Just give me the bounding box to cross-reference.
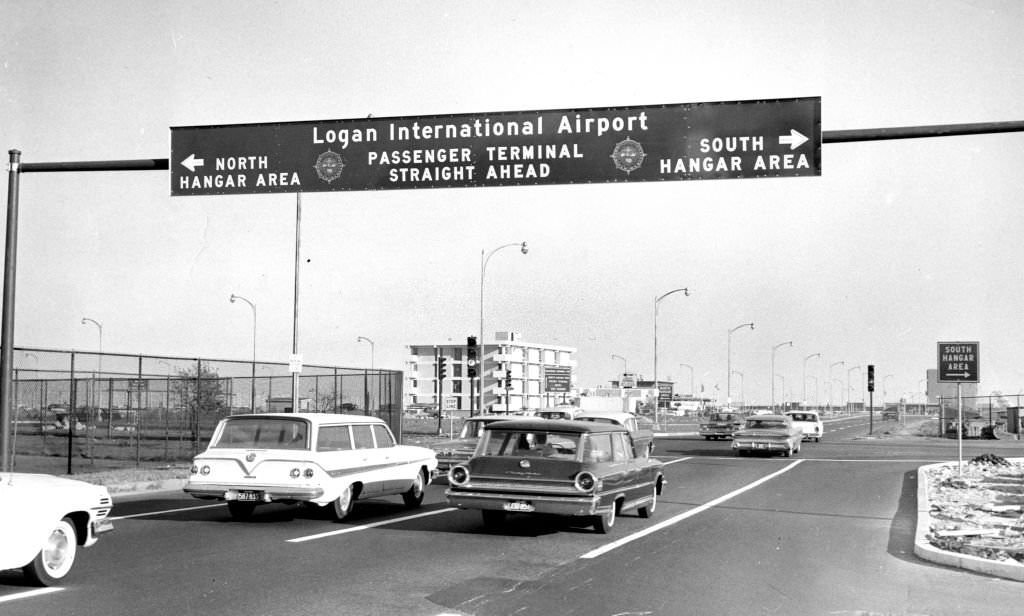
[478,430,581,460]
[212,418,309,450]
[746,419,787,430]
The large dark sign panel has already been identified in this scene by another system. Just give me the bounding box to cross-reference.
[544,366,572,393]
[171,97,820,196]
[937,341,980,383]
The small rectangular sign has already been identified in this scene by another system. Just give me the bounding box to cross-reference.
[171,97,820,196]
[544,366,572,393]
[937,341,979,383]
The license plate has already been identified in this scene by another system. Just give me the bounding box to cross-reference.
[236,491,262,502]
[503,501,534,513]
[755,443,767,449]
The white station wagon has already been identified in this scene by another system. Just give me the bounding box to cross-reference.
[0,472,114,586]
[184,413,438,521]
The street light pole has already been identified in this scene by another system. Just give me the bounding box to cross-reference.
[479,241,528,414]
[828,361,845,408]
[611,354,627,377]
[679,363,693,395]
[653,287,689,425]
[81,317,103,425]
[357,336,375,370]
[802,353,820,407]
[883,374,895,405]
[848,365,862,410]
[770,341,793,411]
[229,294,257,412]
[731,370,744,409]
[727,322,754,408]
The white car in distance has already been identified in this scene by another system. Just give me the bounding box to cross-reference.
[785,410,824,442]
[184,413,438,521]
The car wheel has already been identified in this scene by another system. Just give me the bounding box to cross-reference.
[815,437,821,443]
[593,502,617,534]
[227,501,256,520]
[638,484,658,518]
[402,469,426,508]
[23,517,77,586]
[481,509,505,529]
[330,485,355,521]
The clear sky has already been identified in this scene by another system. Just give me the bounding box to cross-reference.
[2,0,1023,406]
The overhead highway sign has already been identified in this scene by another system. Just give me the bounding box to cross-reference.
[170,97,821,196]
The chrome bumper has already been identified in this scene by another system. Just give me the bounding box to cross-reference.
[184,483,325,502]
[446,489,602,516]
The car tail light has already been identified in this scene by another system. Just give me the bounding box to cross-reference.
[304,468,314,478]
[190,465,199,475]
[449,465,469,486]
[200,465,211,475]
[574,472,599,492]
[290,468,301,478]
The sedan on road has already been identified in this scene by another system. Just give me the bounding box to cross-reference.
[446,419,664,533]
[699,411,745,440]
[732,414,802,457]
[0,472,114,586]
[574,411,656,457]
[431,414,513,475]
[785,410,824,442]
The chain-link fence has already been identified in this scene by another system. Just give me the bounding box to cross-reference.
[8,347,403,474]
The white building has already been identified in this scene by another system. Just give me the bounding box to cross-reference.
[405,331,576,414]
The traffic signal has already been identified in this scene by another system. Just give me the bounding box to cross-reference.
[467,336,478,378]
[438,357,447,381]
[867,364,875,392]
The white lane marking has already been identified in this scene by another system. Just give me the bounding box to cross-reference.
[0,587,64,604]
[110,503,224,520]
[662,456,691,465]
[288,507,458,543]
[580,459,804,559]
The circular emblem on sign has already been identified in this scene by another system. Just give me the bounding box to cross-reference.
[245,453,256,463]
[610,138,646,174]
[314,149,344,183]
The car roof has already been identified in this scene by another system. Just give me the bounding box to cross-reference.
[746,414,789,421]
[486,419,626,434]
[222,413,385,425]
[574,411,634,421]
[786,410,820,417]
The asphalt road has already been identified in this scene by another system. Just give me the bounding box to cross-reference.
[3,415,1023,615]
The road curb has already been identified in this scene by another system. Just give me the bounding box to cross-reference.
[914,460,1024,581]
[108,478,188,500]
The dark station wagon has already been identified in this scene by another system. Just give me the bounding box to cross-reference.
[445,419,665,534]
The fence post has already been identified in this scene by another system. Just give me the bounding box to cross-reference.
[194,358,201,456]
[67,351,75,475]
[136,354,143,467]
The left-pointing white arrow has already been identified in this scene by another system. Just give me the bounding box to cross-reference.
[181,154,205,172]
[778,129,809,150]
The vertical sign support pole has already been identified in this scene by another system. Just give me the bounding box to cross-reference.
[291,193,301,414]
[0,150,22,473]
[957,382,963,477]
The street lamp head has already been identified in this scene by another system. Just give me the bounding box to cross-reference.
[748,322,754,330]
[520,241,528,255]
[230,294,237,303]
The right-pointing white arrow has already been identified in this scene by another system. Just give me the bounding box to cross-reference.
[181,153,205,172]
[778,129,809,150]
